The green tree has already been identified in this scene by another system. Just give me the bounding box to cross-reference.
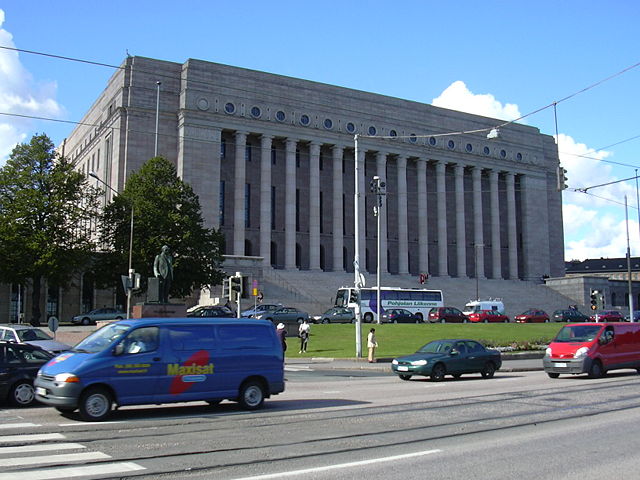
[0,134,101,325]
[96,156,225,299]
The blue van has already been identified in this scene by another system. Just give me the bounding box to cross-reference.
[34,318,285,421]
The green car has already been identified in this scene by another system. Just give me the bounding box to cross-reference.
[391,339,502,381]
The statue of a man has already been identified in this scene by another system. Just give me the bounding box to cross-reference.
[153,245,173,303]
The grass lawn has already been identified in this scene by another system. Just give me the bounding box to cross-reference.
[287,323,564,359]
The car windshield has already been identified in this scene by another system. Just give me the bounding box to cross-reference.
[17,329,52,341]
[554,325,602,343]
[417,340,455,354]
[73,322,132,353]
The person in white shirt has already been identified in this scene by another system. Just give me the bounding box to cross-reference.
[298,320,310,353]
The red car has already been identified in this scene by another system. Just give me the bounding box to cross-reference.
[590,310,625,322]
[468,310,510,323]
[514,309,550,323]
[428,307,467,323]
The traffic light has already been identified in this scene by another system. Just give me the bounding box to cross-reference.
[557,166,568,191]
[222,277,230,300]
[590,289,598,310]
[230,275,243,302]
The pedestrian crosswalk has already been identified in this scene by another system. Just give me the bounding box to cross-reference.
[0,423,145,480]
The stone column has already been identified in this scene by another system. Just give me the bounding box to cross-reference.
[233,131,247,256]
[376,151,388,273]
[285,138,297,270]
[506,172,518,279]
[417,158,429,274]
[332,145,344,271]
[259,134,273,267]
[490,170,502,279]
[309,142,321,270]
[455,164,467,277]
[472,166,484,279]
[436,161,448,277]
[396,155,409,274]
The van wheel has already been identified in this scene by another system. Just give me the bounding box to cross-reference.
[10,381,35,407]
[238,380,265,410]
[431,363,446,382]
[547,372,560,379]
[588,360,604,379]
[481,362,496,379]
[79,387,113,421]
[399,374,412,381]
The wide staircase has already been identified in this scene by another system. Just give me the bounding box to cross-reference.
[252,270,584,319]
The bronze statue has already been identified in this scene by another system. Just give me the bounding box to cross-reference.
[153,245,173,303]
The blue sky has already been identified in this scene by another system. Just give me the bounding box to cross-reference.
[1,1,639,262]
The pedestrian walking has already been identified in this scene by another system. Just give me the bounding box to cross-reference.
[276,323,287,353]
[298,320,310,353]
[367,328,378,363]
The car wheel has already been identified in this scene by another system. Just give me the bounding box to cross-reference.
[440,319,446,324]
[10,380,35,407]
[452,374,462,379]
[544,318,550,323]
[115,316,123,321]
[588,360,604,379]
[483,319,489,323]
[430,363,446,382]
[399,374,412,381]
[503,318,509,323]
[392,319,398,324]
[463,318,468,323]
[79,387,113,421]
[81,317,91,326]
[322,318,330,324]
[547,372,560,379]
[297,318,304,324]
[238,380,265,410]
[364,313,373,323]
[415,318,421,324]
[350,318,356,324]
[55,406,76,414]
[481,362,496,379]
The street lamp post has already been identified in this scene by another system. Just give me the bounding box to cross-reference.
[474,243,484,300]
[90,172,134,318]
[353,134,362,357]
[370,176,386,324]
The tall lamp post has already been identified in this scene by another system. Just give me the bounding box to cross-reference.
[90,172,134,318]
[370,176,386,324]
[474,243,484,300]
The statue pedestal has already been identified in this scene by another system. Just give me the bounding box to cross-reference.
[132,303,187,319]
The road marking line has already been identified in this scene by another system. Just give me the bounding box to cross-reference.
[0,462,145,480]
[0,451,110,467]
[0,443,85,455]
[0,423,40,430]
[0,433,65,443]
[230,448,442,479]
[58,421,124,427]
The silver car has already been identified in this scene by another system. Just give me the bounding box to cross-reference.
[241,304,283,318]
[0,324,71,354]
[255,307,309,324]
[71,307,125,325]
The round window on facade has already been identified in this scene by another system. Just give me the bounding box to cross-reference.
[275,110,286,122]
[323,118,333,130]
[300,114,310,126]
[448,140,455,149]
[224,102,236,114]
[346,122,356,133]
[250,106,261,118]
[516,152,523,161]
[409,134,417,143]
[483,146,490,155]
[466,143,473,152]
[500,149,507,158]
[389,129,397,137]
[368,126,377,136]
[429,136,437,146]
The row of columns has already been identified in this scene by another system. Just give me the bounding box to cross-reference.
[230,131,520,279]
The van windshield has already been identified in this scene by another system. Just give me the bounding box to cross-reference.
[554,325,602,343]
[73,323,132,353]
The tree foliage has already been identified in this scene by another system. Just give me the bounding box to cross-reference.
[95,156,225,298]
[0,134,101,325]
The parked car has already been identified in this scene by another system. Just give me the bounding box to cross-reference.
[241,304,283,318]
[626,310,640,322]
[467,310,510,323]
[255,307,309,324]
[315,307,356,324]
[428,307,467,323]
[381,308,423,324]
[514,309,550,323]
[0,341,54,406]
[590,310,625,322]
[0,325,71,354]
[187,306,235,318]
[71,308,125,325]
[391,339,502,381]
[552,309,590,322]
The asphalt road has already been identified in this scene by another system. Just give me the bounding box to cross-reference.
[1,366,640,479]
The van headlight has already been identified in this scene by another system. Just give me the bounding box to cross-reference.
[411,359,428,366]
[545,347,552,356]
[574,347,589,359]
[54,373,80,383]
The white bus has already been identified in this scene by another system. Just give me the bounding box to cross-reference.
[334,286,444,323]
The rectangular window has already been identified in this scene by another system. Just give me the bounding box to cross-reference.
[342,194,346,233]
[319,191,324,234]
[219,181,225,226]
[96,149,100,171]
[271,186,276,230]
[245,144,252,162]
[220,138,226,159]
[271,146,276,165]
[296,188,300,231]
[296,149,300,168]
[245,183,251,228]
[319,151,324,171]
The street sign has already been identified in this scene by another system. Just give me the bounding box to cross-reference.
[47,316,59,333]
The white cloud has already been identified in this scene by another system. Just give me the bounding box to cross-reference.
[565,216,639,261]
[431,80,522,121]
[0,9,63,160]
